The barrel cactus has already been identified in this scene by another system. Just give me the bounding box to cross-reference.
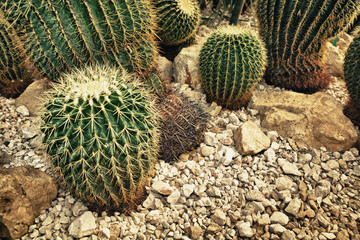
[153,0,200,45]
[145,72,170,97]
[199,26,267,109]
[344,31,360,125]
[157,92,209,161]
[2,0,158,80]
[0,11,33,98]
[41,65,159,211]
[256,0,360,92]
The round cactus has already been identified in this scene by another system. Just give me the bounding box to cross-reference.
[199,26,267,109]
[2,0,158,80]
[41,65,159,211]
[344,31,360,125]
[157,91,209,161]
[153,0,200,45]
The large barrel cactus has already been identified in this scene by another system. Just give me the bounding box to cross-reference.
[2,0,158,80]
[199,26,267,109]
[344,31,360,125]
[153,0,200,45]
[256,0,360,92]
[0,11,33,98]
[41,65,159,211]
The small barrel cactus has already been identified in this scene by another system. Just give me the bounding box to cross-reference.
[145,72,170,97]
[41,65,159,211]
[153,0,200,45]
[256,0,360,92]
[157,91,209,161]
[199,26,267,109]
[344,31,360,125]
[2,0,158,80]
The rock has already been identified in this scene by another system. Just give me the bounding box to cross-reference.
[68,211,96,238]
[173,38,206,90]
[204,132,217,146]
[167,189,181,205]
[206,223,222,234]
[157,56,173,79]
[245,190,265,201]
[186,226,203,239]
[207,186,222,198]
[281,162,302,176]
[270,212,289,225]
[282,230,296,240]
[270,224,287,234]
[325,42,344,77]
[146,210,161,224]
[249,91,357,152]
[236,222,254,238]
[275,177,295,191]
[16,105,29,116]
[182,184,195,198]
[258,214,271,225]
[15,79,51,116]
[233,121,271,155]
[211,209,227,226]
[151,181,173,195]
[285,198,302,216]
[0,166,57,240]
[201,146,215,157]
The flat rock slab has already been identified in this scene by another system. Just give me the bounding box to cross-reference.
[249,91,357,152]
[0,166,58,239]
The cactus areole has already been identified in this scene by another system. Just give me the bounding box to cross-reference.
[41,66,159,211]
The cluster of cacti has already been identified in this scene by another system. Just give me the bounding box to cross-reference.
[256,0,360,92]
[153,0,200,45]
[41,65,159,211]
[2,0,158,80]
[199,25,267,109]
[344,31,360,125]
[156,91,209,161]
[0,11,32,98]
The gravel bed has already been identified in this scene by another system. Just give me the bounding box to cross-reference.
[0,78,359,240]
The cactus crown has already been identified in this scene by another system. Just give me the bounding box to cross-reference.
[41,65,159,211]
[199,25,267,109]
[256,0,360,92]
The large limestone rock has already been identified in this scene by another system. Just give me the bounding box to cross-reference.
[15,78,51,116]
[0,166,58,239]
[173,37,206,91]
[233,121,271,155]
[249,91,357,152]
[325,33,353,77]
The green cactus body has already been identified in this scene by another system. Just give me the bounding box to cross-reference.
[3,0,158,80]
[344,31,360,124]
[199,26,267,109]
[144,72,170,97]
[256,0,360,92]
[41,65,159,210]
[154,0,200,45]
[0,11,32,98]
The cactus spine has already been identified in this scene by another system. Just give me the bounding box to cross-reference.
[199,26,267,109]
[153,0,200,45]
[41,65,159,211]
[2,0,158,80]
[256,0,360,92]
[344,31,360,125]
[157,92,209,161]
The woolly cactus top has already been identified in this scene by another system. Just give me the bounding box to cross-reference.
[177,0,197,15]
